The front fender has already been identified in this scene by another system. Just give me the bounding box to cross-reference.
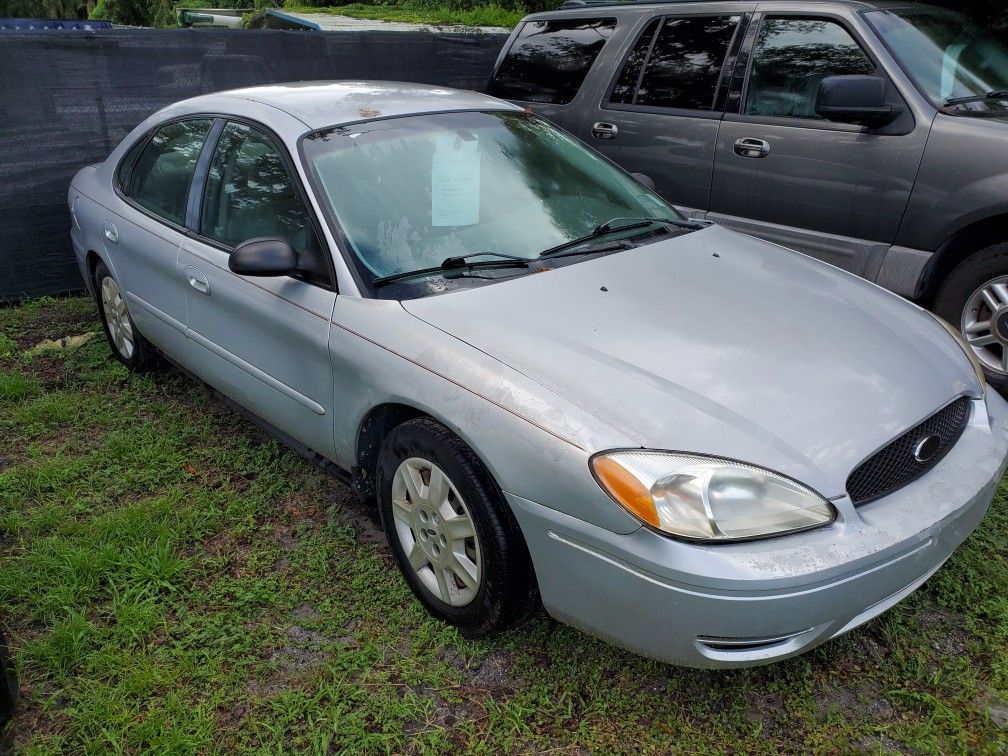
[898,114,1008,251]
[327,296,643,535]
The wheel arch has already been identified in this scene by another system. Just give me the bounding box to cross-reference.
[921,213,1008,306]
[354,402,432,499]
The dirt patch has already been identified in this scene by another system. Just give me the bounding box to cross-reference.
[7,303,97,351]
[978,691,1008,729]
[325,484,387,548]
[850,732,911,753]
[915,608,969,657]
[815,679,896,723]
[464,648,518,696]
[21,355,67,388]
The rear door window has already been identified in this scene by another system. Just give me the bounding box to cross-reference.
[745,17,876,119]
[488,18,616,105]
[124,119,212,225]
[611,15,741,110]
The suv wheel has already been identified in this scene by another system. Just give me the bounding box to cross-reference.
[94,261,160,372]
[375,418,536,636]
[935,242,1008,393]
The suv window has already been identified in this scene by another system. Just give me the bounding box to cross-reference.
[125,119,212,225]
[200,122,330,287]
[745,17,876,119]
[488,18,616,105]
[611,15,741,110]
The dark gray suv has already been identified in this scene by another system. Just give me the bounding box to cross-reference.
[489,1,1008,388]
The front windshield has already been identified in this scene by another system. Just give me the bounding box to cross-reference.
[301,110,679,285]
[866,8,1008,114]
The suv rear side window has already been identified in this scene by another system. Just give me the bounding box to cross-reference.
[611,15,741,110]
[488,18,616,105]
[124,119,212,225]
[745,17,876,118]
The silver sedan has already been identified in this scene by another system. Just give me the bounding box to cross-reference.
[69,82,1008,668]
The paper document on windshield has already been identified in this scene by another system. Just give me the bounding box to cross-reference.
[431,134,480,227]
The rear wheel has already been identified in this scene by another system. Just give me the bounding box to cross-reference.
[94,261,160,372]
[376,418,536,636]
[934,242,1008,393]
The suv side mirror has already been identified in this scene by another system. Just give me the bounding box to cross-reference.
[229,237,297,276]
[816,76,898,128]
[631,172,657,191]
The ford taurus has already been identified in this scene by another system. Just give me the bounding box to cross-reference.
[68,82,1008,667]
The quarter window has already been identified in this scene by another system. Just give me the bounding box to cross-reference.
[610,18,661,104]
[487,18,616,105]
[200,122,329,286]
[125,119,212,225]
[745,17,876,119]
[612,15,740,110]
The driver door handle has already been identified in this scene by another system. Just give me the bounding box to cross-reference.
[184,265,210,295]
[734,137,771,158]
[592,121,619,140]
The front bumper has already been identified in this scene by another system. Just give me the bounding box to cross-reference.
[508,392,1008,668]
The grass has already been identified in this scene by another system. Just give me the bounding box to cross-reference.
[1,294,1007,753]
[282,3,524,28]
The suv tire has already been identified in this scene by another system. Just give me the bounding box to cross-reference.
[934,242,1008,393]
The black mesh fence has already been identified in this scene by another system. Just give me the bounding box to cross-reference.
[0,28,507,300]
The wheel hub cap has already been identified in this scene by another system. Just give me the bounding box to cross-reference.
[390,457,481,607]
[962,275,1008,376]
[995,310,1008,341]
[100,275,134,360]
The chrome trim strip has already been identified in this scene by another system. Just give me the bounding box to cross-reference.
[185,328,326,416]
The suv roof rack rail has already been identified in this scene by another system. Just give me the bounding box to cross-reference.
[559,0,731,8]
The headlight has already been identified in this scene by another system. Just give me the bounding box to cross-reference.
[931,315,986,394]
[591,452,835,542]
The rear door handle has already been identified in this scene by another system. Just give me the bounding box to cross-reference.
[734,138,771,158]
[591,121,619,140]
[183,265,210,295]
[103,221,118,244]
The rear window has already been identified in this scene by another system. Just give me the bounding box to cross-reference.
[610,15,741,110]
[488,18,616,105]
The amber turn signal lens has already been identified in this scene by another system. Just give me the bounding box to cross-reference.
[591,456,660,527]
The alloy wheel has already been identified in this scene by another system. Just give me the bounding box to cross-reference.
[100,275,134,360]
[390,457,482,607]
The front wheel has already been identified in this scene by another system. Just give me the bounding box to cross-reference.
[934,242,1008,393]
[376,418,536,636]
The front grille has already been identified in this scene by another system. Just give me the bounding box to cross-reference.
[846,397,971,506]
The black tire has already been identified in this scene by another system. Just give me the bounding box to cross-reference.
[376,418,536,636]
[94,261,160,372]
[934,242,1008,394]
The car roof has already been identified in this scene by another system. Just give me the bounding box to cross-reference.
[544,0,936,14]
[172,81,521,130]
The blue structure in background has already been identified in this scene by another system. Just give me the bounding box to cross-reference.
[0,18,113,30]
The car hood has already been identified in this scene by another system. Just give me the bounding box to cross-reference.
[402,225,978,499]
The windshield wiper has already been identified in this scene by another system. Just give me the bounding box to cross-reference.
[538,216,703,258]
[943,89,1008,106]
[372,252,530,288]
[540,241,632,261]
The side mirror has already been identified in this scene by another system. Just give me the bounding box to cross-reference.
[816,75,898,128]
[229,237,297,277]
[631,172,656,192]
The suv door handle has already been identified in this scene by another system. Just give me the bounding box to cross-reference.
[591,122,619,140]
[183,265,210,295]
[734,138,771,158]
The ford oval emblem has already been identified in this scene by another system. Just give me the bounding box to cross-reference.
[913,434,942,463]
